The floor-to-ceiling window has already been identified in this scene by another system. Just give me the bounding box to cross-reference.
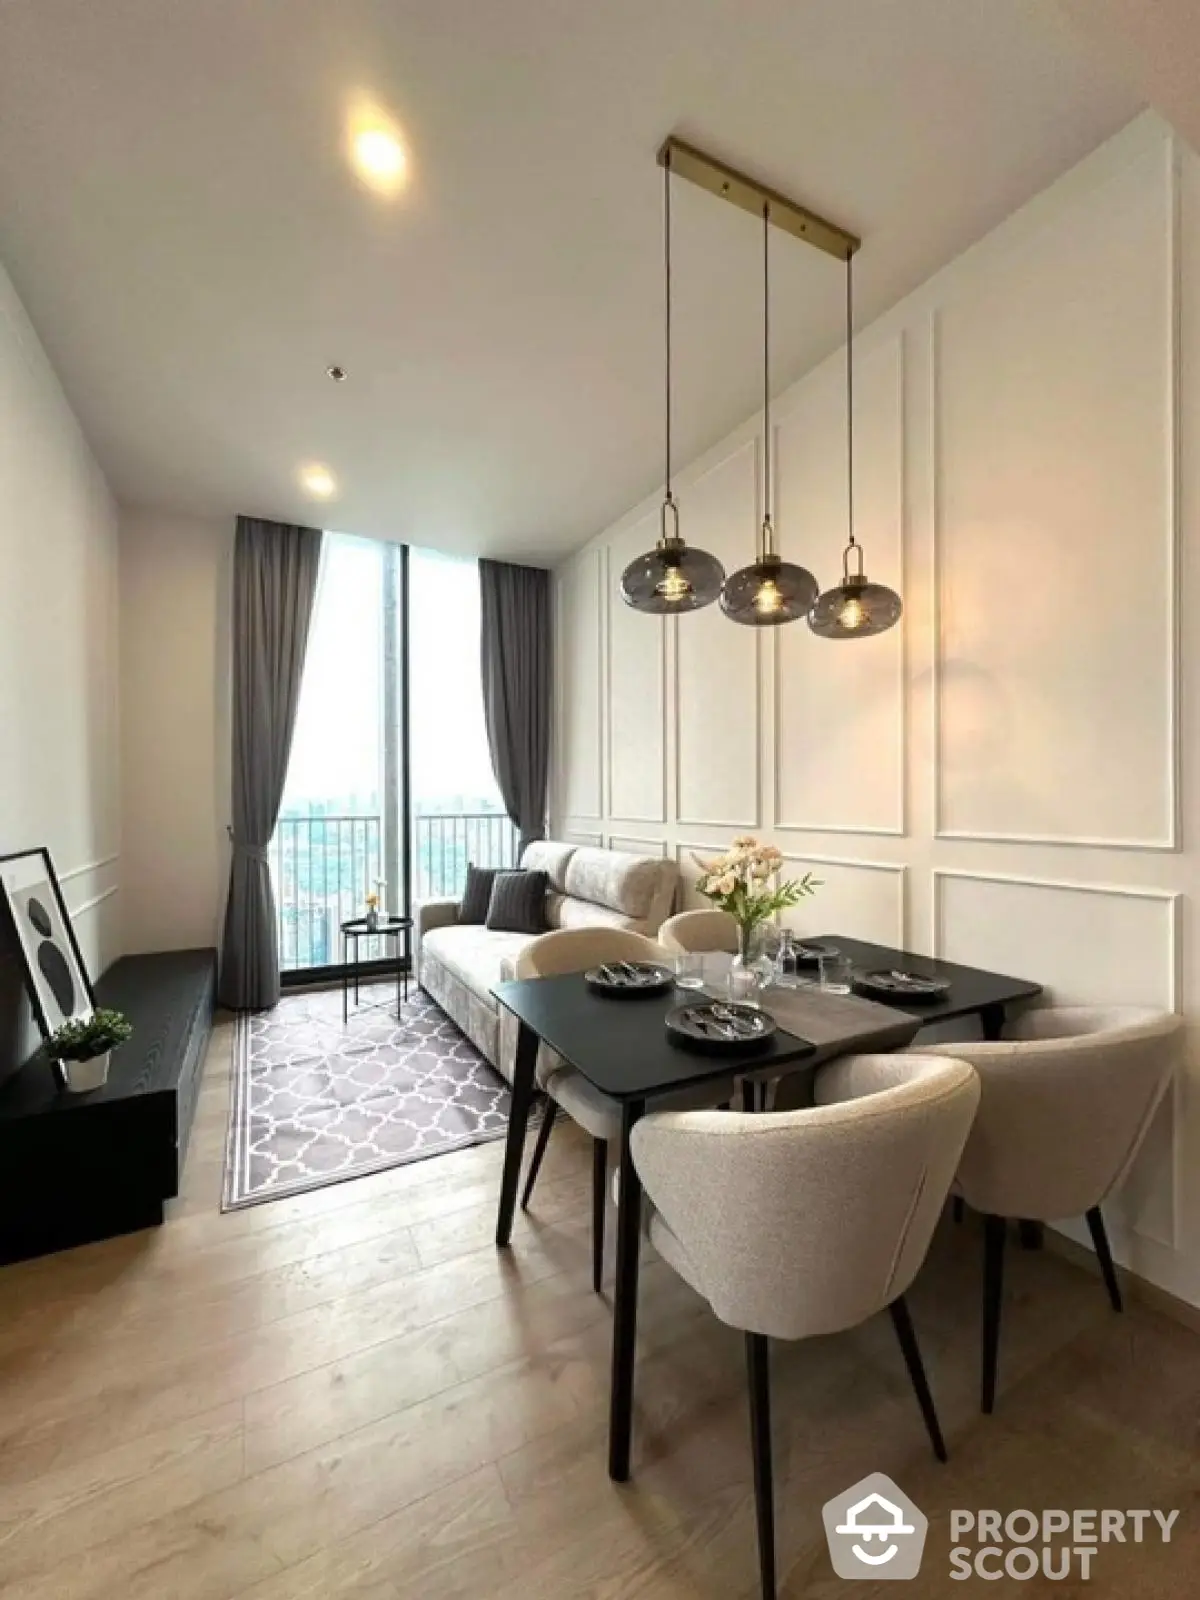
[270,536,515,976]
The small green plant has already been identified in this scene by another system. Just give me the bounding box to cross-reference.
[45,1009,133,1062]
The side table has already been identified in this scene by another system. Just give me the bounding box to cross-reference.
[340,916,413,1024]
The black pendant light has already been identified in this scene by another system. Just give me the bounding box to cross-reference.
[721,203,818,627]
[621,151,724,614]
[809,252,902,639]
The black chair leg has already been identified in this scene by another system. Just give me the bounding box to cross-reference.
[952,1196,965,1224]
[592,1139,607,1293]
[981,1214,1007,1415]
[1017,1220,1044,1250]
[1086,1206,1123,1312]
[745,1333,777,1600]
[520,1100,557,1211]
[888,1297,947,1462]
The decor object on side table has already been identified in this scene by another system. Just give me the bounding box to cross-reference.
[0,847,95,1040]
[693,837,820,967]
[45,1009,133,1093]
[364,892,380,933]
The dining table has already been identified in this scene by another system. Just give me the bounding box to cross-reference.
[492,934,1042,1483]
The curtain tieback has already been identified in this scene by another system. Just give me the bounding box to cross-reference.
[230,835,270,864]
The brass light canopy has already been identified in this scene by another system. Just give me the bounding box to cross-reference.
[621,147,724,615]
[809,251,903,640]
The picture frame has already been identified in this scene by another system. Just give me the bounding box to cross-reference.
[0,848,96,1044]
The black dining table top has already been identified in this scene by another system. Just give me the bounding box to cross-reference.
[493,935,1041,1104]
[493,973,818,1102]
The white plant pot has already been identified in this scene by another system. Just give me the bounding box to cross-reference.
[62,1052,110,1093]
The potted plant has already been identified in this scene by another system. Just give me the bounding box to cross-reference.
[693,837,821,967]
[45,1009,133,1093]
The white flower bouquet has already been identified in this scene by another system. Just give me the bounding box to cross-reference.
[693,836,820,961]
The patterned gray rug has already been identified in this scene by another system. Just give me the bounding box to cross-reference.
[223,984,522,1209]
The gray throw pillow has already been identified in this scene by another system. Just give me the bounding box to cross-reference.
[459,864,498,926]
[485,869,549,935]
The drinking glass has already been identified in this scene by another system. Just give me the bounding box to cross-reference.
[726,964,763,1009]
[819,953,854,995]
[674,952,705,991]
[773,929,799,989]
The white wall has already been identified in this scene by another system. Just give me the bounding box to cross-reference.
[0,259,121,1064]
[118,508,234,954]
[552,114,1200,1307]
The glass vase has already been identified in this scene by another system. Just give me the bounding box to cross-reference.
[733,922,761,968]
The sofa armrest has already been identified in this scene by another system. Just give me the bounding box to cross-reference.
[417,898,460,941]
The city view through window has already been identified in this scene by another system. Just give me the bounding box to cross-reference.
[270,535,516,971]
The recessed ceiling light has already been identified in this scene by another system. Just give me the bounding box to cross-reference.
[326,365,347,382]
[346,101,408,196]
[299,463,337,499]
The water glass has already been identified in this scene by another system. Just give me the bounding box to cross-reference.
[773,929,800,989]
[674,951,706,991]
[726,964,763,1008]
[819,953,854,995]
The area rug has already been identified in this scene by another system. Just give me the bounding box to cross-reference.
[223,984,525,1209]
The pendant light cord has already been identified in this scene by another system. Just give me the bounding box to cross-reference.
[664,152,674,512]
[846,249,855,548]
[761,202,772,560]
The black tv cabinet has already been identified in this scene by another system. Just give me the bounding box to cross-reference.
[0,948,216,1263]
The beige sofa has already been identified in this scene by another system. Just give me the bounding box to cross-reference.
[417,839,679,1082]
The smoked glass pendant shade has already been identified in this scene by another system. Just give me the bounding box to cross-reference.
[720,550,818,627]
[808,546,902,638]
[621,535,725,614]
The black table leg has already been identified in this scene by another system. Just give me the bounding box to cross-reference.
[741,1078,760,1113]
[342,933,348,1025]
[979,1002,1006,1041]
[495,1022,539,1248]
[609,1096,646,1482]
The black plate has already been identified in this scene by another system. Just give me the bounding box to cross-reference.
[853,969,951,1003]
[796,940,840,967]
[665,1002,777,1055]
[584,961,674,998]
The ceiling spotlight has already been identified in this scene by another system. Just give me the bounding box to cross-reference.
[326,365,347,382]
[299,463,337,500]
[347,100,408,195]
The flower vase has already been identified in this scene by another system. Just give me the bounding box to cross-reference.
[733,923,760,968]
[365,908,379,932]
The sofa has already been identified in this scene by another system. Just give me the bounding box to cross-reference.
[417,840,679,1082]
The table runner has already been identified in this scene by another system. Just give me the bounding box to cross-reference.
[698,964,921,1063]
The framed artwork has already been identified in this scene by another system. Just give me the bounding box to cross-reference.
[0,848,95,1043]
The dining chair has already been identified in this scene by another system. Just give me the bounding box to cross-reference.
[631,1052,980,1600]
[921,1006,1183,1413]
[658,908,740,955]
[515,926,674,1292]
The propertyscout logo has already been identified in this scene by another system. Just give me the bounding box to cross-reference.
[821,1474,1181,1582]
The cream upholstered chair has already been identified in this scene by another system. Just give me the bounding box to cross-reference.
[516,927,670,1292]
[922,1006,1183,1414]
[632,1053,980,1600]
[658,908,739,955]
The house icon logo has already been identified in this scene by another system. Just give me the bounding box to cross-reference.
[822,1472,928,1580]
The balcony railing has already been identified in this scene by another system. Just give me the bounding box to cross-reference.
[269,810,519,973]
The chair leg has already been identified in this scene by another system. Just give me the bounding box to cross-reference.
[592,1139,608,1294]
[520,1100,557,1211]
[745,1333,777,1600]
[981,1215,1007,1415]
[1086,1206,1124,1312]
[952,1196,965,1224]
[888,1297,947,1462]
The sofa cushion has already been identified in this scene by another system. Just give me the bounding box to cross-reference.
[563,847,674,922]
[546,893,645,934]
[520,839,576,892]
[486,869,549,934]
[421,924,534,1003]
[459,864,498,925]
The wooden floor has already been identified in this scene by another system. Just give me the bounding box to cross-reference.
[2,1020,1199,1598]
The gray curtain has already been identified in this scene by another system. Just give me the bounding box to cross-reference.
[479,559,551,855]
[219,516,323,1010]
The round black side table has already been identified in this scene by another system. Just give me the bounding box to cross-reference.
[340,916,413,1024]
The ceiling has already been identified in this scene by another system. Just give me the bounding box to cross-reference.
[0,1,1141,563]
[1056,1,1200,156]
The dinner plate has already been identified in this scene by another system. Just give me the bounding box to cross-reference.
[665,1001,776,1054]
[584,961,674,998]
[853,969,951,1003]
